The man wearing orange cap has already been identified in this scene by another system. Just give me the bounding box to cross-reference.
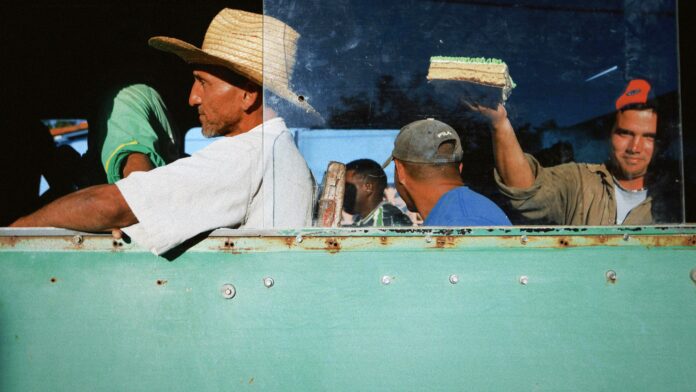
[11,9,316,255]
[473,79,666,225]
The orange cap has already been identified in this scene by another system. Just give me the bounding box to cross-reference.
[615,79,652,110]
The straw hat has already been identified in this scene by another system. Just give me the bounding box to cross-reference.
[148,8,317,114]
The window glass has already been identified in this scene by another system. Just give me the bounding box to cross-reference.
[264,0,683,226]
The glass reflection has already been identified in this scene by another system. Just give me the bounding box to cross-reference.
[263,0,683,226]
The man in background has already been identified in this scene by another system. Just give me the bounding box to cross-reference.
[343,159,412,227]
[383,118,511,226]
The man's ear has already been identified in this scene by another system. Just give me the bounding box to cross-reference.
[241,82,261,112]
[364,181,374,194]
[394,160,407,185]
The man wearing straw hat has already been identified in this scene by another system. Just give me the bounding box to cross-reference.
[11,9,316,255]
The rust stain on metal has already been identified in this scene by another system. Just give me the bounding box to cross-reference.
[0,236,20,247]
[50,277,57,283]
[324,238,341,253]
[283,237,294,247]
[156,279,168,286]
[219,238,242,253]
[558,237,570,247]
[435,236,456,248]
[379,236,388,246]
[594,235,609,244]
[643,235,696,248]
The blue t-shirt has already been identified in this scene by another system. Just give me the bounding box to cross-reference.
[424,187,511,226]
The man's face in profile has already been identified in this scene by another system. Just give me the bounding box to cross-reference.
[189,66,246,138]
[610,109,657,182]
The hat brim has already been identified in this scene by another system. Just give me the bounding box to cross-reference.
[382,155,394,169]
[148,36,321,118]
[149,36,261,86]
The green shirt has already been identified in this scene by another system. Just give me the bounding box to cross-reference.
[94,84,180,183]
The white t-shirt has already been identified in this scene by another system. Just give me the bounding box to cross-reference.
[614,183,648,224]
[116,117,314,255]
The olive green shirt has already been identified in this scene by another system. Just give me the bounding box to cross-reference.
[494,154,653,225]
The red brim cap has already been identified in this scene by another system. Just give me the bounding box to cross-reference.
[615,79,651,110]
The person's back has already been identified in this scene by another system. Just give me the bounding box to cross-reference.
[424,186,511,226]
[383,118,511,227]
[254,118,314,227]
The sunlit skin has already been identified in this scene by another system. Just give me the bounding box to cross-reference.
[188,66,261,138]
[9,65,264,232]
[609,109,657,190]
[394,159,463,220]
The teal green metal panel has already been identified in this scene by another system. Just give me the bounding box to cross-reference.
[1,227,695,391]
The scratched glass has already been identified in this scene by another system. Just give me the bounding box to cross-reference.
[264,0,684,227]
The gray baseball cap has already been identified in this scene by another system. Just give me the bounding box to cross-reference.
[383,118,463,168]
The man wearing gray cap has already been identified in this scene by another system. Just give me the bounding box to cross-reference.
[383,118,511,226]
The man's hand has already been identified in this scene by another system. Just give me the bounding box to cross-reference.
[464,100,535,189]
[465,102,509,128]
[112,228,123,239]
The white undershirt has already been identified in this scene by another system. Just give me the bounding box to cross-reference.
[614,183,647,224]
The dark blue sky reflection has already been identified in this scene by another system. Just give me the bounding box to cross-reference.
[266,0,678,128]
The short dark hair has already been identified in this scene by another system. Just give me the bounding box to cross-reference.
[346,159,387,191]
[400,161,460,181]
[618,101,658,113]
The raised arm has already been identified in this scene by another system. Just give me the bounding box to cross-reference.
[470,103,535,188]
[10,184,137,231]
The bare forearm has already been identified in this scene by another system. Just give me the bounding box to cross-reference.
[491,117,535,188]
[10,184,137,231]
[122,153,155,178]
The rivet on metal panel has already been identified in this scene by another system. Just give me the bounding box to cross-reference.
[606,270,617,283]
[381,275,392,285]
[72,235,83,245]
[520,235,528,245]
[449,274,459,284]
[622,233,630,241]
[425,235,433,243]
[689,268,696,284]
[519,275,529,285]
[221,284,236,299]
[263,277,275,288]
[295,235,303,244]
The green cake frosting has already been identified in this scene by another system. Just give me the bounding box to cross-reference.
[430,56,505,64]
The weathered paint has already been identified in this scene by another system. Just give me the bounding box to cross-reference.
[0,227,695,391]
